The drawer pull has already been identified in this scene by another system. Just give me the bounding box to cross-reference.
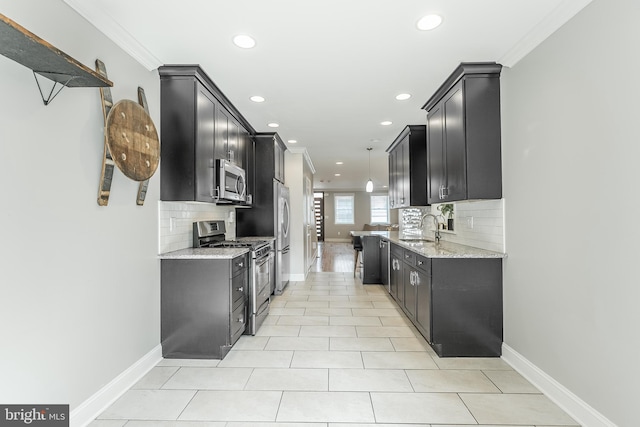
[237,262,244,268]
[236,287,244,292]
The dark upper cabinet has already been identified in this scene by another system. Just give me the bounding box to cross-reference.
[215,106,245,168]
[385,125,427,208]
[159,65,255,202]
[423,62,502,204]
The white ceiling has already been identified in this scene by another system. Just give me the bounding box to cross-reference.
[65,0,591,191]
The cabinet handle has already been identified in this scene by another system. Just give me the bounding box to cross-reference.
[236,287,244,292]
[237,316,244,323]
[238,262,244,268]
[414,272,420,286]
[417,260,424,266]
[405,254,410,259]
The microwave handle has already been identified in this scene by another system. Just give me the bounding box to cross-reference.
[236,174,246,199]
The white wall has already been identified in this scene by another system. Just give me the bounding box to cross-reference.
[285,148,317,280]
[501,0,639,425]
[0,0,161,414]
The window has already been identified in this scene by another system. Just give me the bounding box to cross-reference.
[334,193,354,224]
[370,195,389,223]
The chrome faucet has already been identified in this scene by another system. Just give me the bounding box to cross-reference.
[420,213,441,243]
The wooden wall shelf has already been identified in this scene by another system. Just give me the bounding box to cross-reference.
[0,13,113,104]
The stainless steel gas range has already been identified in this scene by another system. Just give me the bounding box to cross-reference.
[193,220,273,335]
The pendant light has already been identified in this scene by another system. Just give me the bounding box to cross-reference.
[365,147,373,192]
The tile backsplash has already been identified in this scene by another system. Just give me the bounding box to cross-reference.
[399,199,505,253]
[158,201,237,253]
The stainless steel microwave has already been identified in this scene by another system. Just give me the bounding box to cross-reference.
[215,159,246,203]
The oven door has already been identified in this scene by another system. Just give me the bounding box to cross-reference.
[253,252,271,310]
[216,159,246,202]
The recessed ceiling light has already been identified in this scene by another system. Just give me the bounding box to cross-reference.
[395,93,411,101]
[380,121,393,126]
[233,34,256,49]
[250,95,265,102]
[336,161,343,165]
[334,173,341,177]
[287,139,297,144]
[267,122,279,128]
[417,14,443,31]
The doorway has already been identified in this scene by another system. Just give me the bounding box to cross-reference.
[314,192,325,242]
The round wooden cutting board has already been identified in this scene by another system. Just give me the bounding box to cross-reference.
[106,99,159,182]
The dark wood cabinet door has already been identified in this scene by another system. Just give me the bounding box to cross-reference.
[215,105,229,161]
[387,153,396,208]
[414,258,432,342]
[403,265,417,319]
[236,126,249,169]
[443,81,467,202]
[427,103,445,205]
[389,252,403,302]
[227,117,240,164]
[195,83,216,202]
[399,137,410,207]
[273,139,284,183]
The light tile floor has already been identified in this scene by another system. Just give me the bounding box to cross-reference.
[91,272,580,426]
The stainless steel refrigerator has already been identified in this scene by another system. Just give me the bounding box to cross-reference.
[274,181,290,293]
[236,177,290,294]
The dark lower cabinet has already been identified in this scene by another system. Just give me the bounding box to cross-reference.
[430,258,503,357]
[161,254,249,359]
[388,240,503,357]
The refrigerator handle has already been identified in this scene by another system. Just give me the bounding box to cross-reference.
[283,197,290,238]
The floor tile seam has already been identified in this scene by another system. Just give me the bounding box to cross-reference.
[173,388,200,422]
[152,365,181,390]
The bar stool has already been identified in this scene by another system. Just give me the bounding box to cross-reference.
[352,235,363,277]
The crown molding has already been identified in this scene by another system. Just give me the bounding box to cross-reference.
[287,147,316,174]
[499,0,593,68]
[63,0,163,71]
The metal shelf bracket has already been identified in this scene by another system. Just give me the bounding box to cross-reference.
[32,71,79,105]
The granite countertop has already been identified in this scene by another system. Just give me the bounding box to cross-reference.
[159,247,250,260]
[356,231,506,259]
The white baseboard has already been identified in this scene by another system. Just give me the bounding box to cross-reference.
[501,343,617,427]
[70,344,162,427]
